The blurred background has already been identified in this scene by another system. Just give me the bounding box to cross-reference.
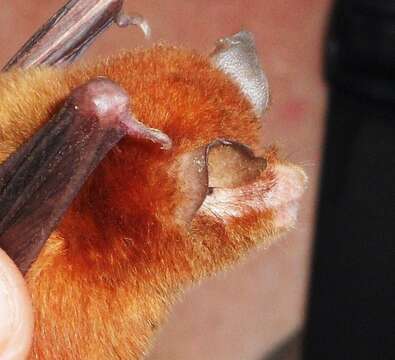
[0,1,331,359]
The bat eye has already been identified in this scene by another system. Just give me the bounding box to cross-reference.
[206,139,267,190]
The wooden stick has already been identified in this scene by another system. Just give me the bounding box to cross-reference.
[2,0,150,70]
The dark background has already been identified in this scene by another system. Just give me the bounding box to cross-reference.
[304,1,395,359]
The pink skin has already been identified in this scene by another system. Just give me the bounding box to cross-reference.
[0,249,33,359]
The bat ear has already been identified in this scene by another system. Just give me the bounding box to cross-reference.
[174,139,266,224]
[210,31,269,117]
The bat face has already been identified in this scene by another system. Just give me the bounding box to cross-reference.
[0,31,306,359]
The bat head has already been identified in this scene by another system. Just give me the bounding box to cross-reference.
[58,31,307,280]
[17,31,307,359]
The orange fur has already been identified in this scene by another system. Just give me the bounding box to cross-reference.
[0,46,305,359]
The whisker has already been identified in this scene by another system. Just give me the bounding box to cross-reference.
[296,161,317,168]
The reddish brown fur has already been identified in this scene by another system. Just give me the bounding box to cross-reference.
[0,46,300,359]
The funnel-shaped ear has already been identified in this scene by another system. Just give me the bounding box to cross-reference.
[210,31,269,117]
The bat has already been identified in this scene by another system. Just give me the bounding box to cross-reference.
[0,1,307,359]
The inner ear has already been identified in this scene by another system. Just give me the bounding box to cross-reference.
[207,140,266,189]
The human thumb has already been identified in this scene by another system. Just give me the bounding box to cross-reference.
[0,249,33,359]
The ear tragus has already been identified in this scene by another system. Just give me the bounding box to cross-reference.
[210,31,269,118]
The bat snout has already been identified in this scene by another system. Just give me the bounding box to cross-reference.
[266,164,308,230]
